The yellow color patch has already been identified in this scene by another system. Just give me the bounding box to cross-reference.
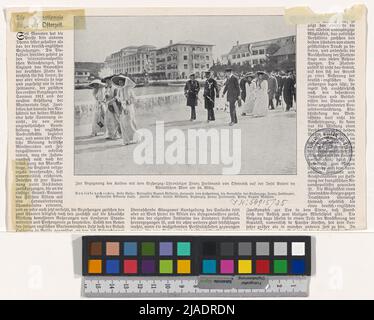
[238,260,252,274]
[177,260,191,274]
[88,259,102,274]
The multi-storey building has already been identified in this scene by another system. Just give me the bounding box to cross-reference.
[222,35,296,67]
[74,68,91,84]
[105,45,157,76]
[155,40,214,79]
[104,40,214,80]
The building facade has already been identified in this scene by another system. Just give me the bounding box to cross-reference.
[222,35,296,67]
[74,68,91,84]
[105,45,157,76]
[105,40,214,80]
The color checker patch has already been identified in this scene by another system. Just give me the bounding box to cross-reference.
[177,242,191,256]
[88,259,102,274]
[256,260,270,274]
[238,260,252,274]
[123,260,137,274]
[202,259,216,274]
[159,260,173,274]
[177,260,191,274]
[274,260,288,274]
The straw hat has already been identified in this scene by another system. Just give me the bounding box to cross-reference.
[112,74,136,89]
[245,72,255,78]
[101,75,114,83]
[88,79,105,88]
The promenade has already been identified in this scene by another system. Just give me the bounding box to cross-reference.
[74,99,296,175]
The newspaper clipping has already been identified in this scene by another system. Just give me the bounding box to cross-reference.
[5,6,367,232]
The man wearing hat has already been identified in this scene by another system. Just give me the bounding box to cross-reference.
[184,73,200,121]
[239,74,248,102]
[267,71,278,110]
[282,70,296,111]
[203,71,220,122]
[222,68,241,125]
[275,71,285,107]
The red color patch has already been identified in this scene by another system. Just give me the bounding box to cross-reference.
[123,260,138,274]
[256,260,270,274]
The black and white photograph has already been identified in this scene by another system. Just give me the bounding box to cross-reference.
[74,15,297,175]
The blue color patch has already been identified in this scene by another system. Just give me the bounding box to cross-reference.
[291,259,305,274]
[106,260,120,274]
[202,259,217,274]
[124,242,137,256]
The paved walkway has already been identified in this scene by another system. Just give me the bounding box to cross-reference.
[74,104,296,175]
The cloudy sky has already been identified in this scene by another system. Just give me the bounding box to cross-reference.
[75,15,295,62]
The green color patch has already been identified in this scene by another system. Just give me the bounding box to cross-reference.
[274,260,288,274]
[141,242,155,256]
[159,260,173,274]
[177,242,191,256]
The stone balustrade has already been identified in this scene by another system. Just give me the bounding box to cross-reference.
[75,91,186,116]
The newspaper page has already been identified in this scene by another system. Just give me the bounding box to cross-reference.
[5,6,367,232]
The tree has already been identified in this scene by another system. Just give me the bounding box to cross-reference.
[99,67,113,78]
[266,43,281,55]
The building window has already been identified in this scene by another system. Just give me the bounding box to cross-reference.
[195,63,199,68]
[253,59,258,65]
[184,64,188,69]
[206,48,208,52]
[184,55,188,60]
[206,64,209,69]
[252,50,258,55]
[259,49,265,55]
[242,53,245,57]
[232,55,236,59]
[246,52,250,56]
[184,47,186,51]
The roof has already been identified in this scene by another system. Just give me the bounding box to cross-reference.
[174,40,214,46]
[75,68,90,72]
[228,35,295,55]
[159,40,214,50]
[272,42,296,56]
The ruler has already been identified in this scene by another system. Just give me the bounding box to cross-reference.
[83,276,309,297]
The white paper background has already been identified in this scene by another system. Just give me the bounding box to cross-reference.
[0,0,373,299]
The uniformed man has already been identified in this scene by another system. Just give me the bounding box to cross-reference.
[203,71,220,122]
[222,68,241,125]
[184,73,200,121]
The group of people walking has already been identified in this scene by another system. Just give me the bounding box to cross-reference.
[89,74,139,145]
[87,69,296,142]
[184,68,296,125]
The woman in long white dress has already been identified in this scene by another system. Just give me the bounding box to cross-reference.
[103,77,121,140]
[252,71,269,117]
[241,73,256,116]
[89,79,106,136]
[112,74,139,145]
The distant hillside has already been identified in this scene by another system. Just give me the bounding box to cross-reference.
[75,62,105,78]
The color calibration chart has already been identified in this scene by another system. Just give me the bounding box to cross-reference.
[82,236,312,297]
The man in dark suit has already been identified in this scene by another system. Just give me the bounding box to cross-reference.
[184,73,200,121]
[275,71,284,107]
[222,68,241,125]
[282,71,296,111]
[239,74,247,102]
[203,71,220,122]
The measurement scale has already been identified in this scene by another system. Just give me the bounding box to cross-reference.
[83,276,310,297]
